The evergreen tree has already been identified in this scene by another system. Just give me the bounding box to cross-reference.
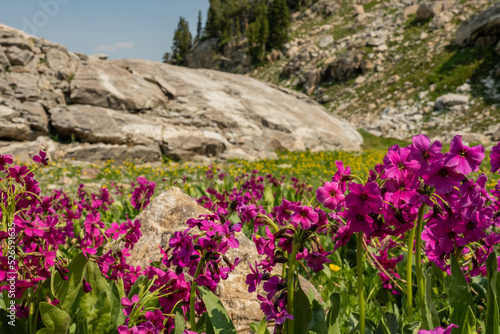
[287,0,303,10]
[247,0,269,62]
[205,0,224,38]
[171,17,192,66]
[268,0,290,49]
[162,52,172,64]
[196,10,203,42]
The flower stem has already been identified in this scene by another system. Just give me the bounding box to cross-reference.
[357,232,365,334]
[406,220,417,323]
[189,253,206,331]
[285,242,300,334]
[414,205,426,323]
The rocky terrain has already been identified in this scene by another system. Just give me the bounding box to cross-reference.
[188,0,500,144]
[0,23,362,164]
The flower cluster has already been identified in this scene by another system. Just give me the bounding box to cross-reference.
[314,135,500,287]
[161,206,241,329]
[0,152,65,317]
[130,176,156,210]
[243,196,332,325]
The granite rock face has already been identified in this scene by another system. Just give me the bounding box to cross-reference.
[0,23,361,164]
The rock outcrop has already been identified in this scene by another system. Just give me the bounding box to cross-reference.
[0,23,361,163]
[455,2,500,47]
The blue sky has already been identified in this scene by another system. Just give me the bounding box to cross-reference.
[0,0,210,61]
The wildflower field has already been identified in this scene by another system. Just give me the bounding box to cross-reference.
[1,134,500,334]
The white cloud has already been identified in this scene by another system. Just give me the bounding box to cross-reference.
[95,41,135,53]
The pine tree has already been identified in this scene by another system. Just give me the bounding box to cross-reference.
[162,52,172,64]
[268,0,290,49]
[205,0,224,38]
[247,0,269,62]
[196,10,203,42]
[171,17,192,66]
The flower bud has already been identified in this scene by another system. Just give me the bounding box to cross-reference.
[433,203,444,216]
[443,202,453,215]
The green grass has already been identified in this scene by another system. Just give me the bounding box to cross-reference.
[358,129,411,151]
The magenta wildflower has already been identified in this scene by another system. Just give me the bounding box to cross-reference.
[130,176,156,210]
[409,134,444,174]
[332,161,352,192]
[423,160,464,194]
[0,154,13,171]
[246,262,262,293]
[345,182,382,213]
[316,181,345,210]
[491,141,500,173]
[263,276,286,299]
[121,294,139,316]
[290,205,319,230]
[444,135,484,174]
[82,279,92,293]
[344,210,374,234]
[418,324,458,334]
[33,150,48,165]
[105,222,128,240]
[305,252,332,272]
[383,145,420,180]
[276,199,297,224]
[83,213,104,237]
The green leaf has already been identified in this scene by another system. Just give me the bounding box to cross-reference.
[384,312,399,334]
[256,317,270,334]
[205,313,215,334]
[421,268,440,330]
[0,309,26,334]
[52,252,89,311]
[198,286,237,334]
[449,256,474,333]
[37,302,71,334]
[326,293,340,329]
[109,282,126,332]
[402,322,420,334]
[461,306,476,334]
[86,262,108,294]
[309,300,328,334]
[486,252,499,334]
[174,312,186,334]
[127,275,146,300]
[87,291,111,334]
[294,283,312,334]
[264,187,274,207]
[196,312,208,334]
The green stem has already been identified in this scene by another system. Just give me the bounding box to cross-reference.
[189,253,206,332]
[414,205,426,324]
[28,291,35,334]
[357,232,365,334]
[285,242,300,334]
[406,220,417,323]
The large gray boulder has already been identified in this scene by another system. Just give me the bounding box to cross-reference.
[185,38,219,69]
[322,50,366,82]
[434,93,470,110]
[45,44,79,80]
[49,105,163,145]
[69,59,168,111]
[0,23,363,163]
[112,59,363,156]
[455,2,500,47]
